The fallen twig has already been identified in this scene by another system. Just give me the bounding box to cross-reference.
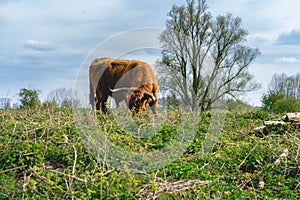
[0,165,27,174]
[138,178,211,199]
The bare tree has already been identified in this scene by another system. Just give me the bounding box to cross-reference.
[269,73,287,94]
[0,98,11,109]
[47,88,81,108]
[158,0,261,111]
[269,72,300,102]
[297,73,300,102]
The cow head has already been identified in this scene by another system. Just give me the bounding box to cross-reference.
[110,87,155,113]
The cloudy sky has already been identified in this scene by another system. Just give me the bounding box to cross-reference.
[0,0,299,106]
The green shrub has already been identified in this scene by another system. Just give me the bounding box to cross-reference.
[273,97,300,113]
[262,92,300,113]
[42,100,58,109]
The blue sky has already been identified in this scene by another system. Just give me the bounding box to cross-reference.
[0,0,299,106]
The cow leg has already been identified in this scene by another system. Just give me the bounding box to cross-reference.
[90,95,95,110]
[95,98,101,111]
[89,79,94,109]
[99,96,109,114]
[94,92,101,112]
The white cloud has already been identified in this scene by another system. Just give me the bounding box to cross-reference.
[275,57,300,63]
[23,40,54,51]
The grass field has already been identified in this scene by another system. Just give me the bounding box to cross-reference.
[0,107,299,199]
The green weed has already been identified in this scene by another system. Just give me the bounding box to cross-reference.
[0,108,299,199]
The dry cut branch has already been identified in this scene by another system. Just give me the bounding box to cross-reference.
[138,178,211,199]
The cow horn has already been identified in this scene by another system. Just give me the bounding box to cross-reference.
[109,87,138,93]
[143,91,156,101]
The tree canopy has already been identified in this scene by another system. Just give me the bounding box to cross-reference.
[18,88,41,109]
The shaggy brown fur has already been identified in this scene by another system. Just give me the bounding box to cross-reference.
[89,58,158,114]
